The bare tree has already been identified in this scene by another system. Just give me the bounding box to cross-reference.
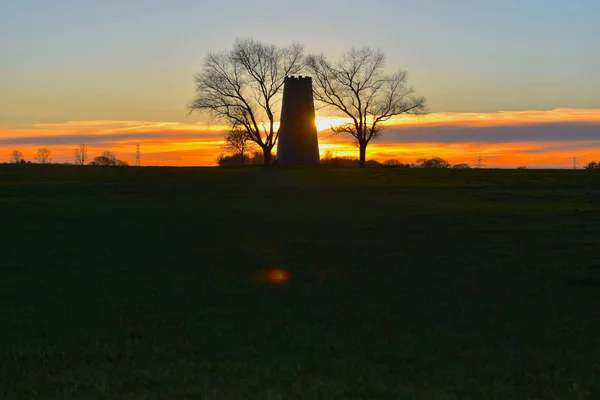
[90,151,117,166]
[10,150,23,163]
[452,163,471,169]
[88,151,131,167]
[35,148,51,164]
[321,150,335,164]
[384,159,400,168]
[102,151,117,163]
[306,47,426,168]
[189,38,304,165]
[415,157,451,168]
[74,144,88,165]
[222,126,256,166]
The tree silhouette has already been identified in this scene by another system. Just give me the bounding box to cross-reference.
[306,47,426,168]
[93,151,116,166]
[223,126,256,166]
[415,157,451,168]
[74,144,88,165]
[89,151,128,166]
[35,148,51,164]
[384,159,400,168]
[217,153,251,166]
[321,150,335,164]
[10,150,23,163]
[189,38,304,165]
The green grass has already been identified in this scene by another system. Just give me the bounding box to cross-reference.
[1,164,600,399]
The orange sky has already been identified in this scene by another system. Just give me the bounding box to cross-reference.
[2,108,600,168]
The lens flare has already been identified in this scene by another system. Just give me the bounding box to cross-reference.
[256,268,291,284]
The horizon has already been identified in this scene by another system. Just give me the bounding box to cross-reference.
[1,1,598,167]
[3,109,600,169]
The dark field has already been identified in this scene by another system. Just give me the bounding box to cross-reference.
[1,165,600,399]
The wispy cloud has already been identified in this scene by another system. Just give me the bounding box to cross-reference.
[381,108,600,127]
[380,122,600,144]
[0,131,223,146]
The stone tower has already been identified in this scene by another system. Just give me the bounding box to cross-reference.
[276,76,320,165]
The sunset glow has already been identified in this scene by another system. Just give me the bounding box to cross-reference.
[2,109,599,168]
[315,117,353,131]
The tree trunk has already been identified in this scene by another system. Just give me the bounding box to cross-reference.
[359,144,367,168]
[263,148,272,165]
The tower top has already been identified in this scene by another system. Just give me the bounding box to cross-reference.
[285,75,312,82]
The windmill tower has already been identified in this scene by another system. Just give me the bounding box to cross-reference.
[135,143,141,167]
[276,76,320,165]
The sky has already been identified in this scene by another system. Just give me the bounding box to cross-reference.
[1,0,599,167]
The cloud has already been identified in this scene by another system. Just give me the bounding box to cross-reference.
[0,131,223,146]
[380,122,600,145]
[381,108,600,128]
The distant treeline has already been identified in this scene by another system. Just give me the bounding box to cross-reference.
[216,151,273,166]
[8,147,129,166]
[321,154,470,169]
[584,161,600,170]
[219,149,600,170]
[8,146,600,170]
[217,150,472,169]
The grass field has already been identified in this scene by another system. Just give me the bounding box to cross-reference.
[1,164,600,399]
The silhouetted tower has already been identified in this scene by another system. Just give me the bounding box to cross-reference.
[276,76,320,165]
[136,143,141,167]
[573,156,577,169]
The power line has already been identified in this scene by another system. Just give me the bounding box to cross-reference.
[135,143,141,167]
[558,156,579,169]
[476,154,486,169]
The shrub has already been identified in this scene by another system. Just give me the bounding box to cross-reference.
[415,157,451,169]
[452,163,471,169]
[384,159,400,168]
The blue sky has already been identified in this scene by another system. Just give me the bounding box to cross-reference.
[1,0,598,125]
